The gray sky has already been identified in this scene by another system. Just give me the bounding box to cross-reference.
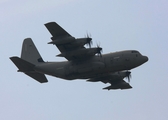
[1,0,168,120]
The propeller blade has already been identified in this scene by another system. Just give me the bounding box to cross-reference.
[125,71,131,83]
[87,38,92,48]
[85,32,92,48]
[96,44,103,57]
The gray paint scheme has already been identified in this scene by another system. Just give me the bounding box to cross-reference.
[10,22,148,90]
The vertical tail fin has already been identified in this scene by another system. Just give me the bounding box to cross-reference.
[10,38,48,83]
[21,38,44,65]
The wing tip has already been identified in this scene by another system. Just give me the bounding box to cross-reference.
[44,22,56,26]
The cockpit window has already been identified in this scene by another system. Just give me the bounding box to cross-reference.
[131,51,138,53]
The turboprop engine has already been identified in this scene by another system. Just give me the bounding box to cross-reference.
[87,71,132,83]
[48,36,92,47]
[48,36,76,44]
[57,47,102,57]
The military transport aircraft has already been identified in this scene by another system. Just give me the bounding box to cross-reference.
[10,22,148,90]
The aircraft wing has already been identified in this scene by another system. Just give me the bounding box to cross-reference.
[87,73,132,90]
[45,22,71,39]
[45,22,88,61]
[102,80,132,90]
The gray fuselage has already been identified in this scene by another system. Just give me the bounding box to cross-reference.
[35,50,148,80]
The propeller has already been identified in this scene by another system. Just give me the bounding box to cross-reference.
[85,32,92,48]
[125,71,131,83]
[96,43,103,57]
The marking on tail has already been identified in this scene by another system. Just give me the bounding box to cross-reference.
[21,38,44,65]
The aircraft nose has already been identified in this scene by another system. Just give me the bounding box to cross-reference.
[143,56,148,62]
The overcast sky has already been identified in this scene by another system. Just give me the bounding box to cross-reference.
[1,0,168,120]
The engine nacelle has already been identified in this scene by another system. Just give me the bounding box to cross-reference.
[57,47,102,57]
[48,36,75,44]
[75,38,92,46]
[110,71,131,79]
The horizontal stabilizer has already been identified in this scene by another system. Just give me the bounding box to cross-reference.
[10,56,48,83]
[10,56,35,72]
[25,72,48,83]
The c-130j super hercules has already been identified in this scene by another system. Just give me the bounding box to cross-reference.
[10,22,148,90]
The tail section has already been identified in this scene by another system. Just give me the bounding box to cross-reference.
[21,38,44,65]
[10,38,48,83]
[10,56,35,72]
